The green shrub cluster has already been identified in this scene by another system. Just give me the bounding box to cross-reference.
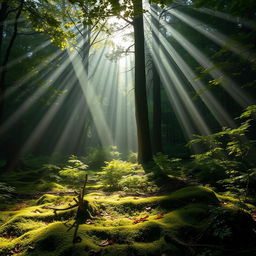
[101,160,156,192]
[188,105,256,196]
[0,182,15,202]
[153,152,184,177]
[58,155,88,184]
[82,146,121,169]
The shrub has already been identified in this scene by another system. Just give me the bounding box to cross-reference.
[127,151,138,163]
[59,155,88,184]
[101,160,140,190]
[187,105,256,195]
[153,152,184,176]
[118,175,157,192]
[83,146,121,169]
[0,182,15,202]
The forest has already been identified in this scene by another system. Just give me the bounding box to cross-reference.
[0,0,256,255]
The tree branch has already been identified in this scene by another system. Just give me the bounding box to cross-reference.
[1,0,24,86]
[125,43,135,54]
[158,4,183,19]
[67,10,84,37]
[120,16,133,25]
[90,21,107,47]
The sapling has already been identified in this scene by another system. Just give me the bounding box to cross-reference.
[44,174,93,243]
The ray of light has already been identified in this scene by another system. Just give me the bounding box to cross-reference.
[49,88,87,154]
[145,15,236,128]
[149,10,254,107]
[5,40,52,71]
[168,9,256,63]
[18,82,73,156]
[124,56,137,153]
[196,7,256,30]
[0,47,76,135]
[144,16,212,138]
[113,55,136,154]
[5,47,64,99]
[67,48,114,148]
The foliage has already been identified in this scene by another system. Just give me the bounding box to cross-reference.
[59,155,88,184]
[188,105,256,195]
[101,160,140,190]
[218,168,256,196]
[22,155,51,169]
[82,146,121,169]
[209,206,232,240]
[24,0,77,49]
[0,182,15,202]
[22,153,65,169]
[126,151,138,163]
[118,175,158,193]
[153,152,184,176]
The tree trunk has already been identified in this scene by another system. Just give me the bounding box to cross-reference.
[133,1,153,164]
[0,1,24,171]
[152,63,163,154]
[0,1,9,119]
[151,5,162,154]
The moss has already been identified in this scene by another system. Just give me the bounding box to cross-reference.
[0,165,254,256]
[216,193,256,211]
[134,223,162,242]
[37,234,62,251]
[91,186,218,215]
[36,181,65,192]
[0,222,74,256]
[36,194,72,205]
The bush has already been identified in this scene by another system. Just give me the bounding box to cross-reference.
[187,105,256,195]
[101,160,140,190]
[59,155,88,184]
[153,152,184,177]
[118,175,157,192]
[0,182,15,202]
[127,151,138,163]
[83,146,121,169]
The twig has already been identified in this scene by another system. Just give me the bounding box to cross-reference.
[125,43,135,54]
[159,4,183,19]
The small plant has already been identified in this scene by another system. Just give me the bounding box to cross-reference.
[187,105,256,194]
[0,182,15,202]
[127,151,138,163]
[209,207,232,240]
[118,175,157,192]
[153,152,184,176]
[83,146,121,169]
[59,155,88,184]
[101,160,140,190]
[153,153,170,171]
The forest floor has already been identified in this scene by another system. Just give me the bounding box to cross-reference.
[0,165,256,256]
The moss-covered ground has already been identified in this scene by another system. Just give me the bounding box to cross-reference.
[0,166,256,256]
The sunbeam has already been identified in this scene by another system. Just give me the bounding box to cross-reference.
[145,14,236,128]
[168,9,256,63]
[150,10,254,107]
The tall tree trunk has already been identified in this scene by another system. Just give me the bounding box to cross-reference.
[152,63,163,154]
[0,2,9,55]
[0,0,24,170]
[151,5,162,154]
[133,1,152,164]
[0,1,9,119]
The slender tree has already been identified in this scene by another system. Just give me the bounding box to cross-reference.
[132,0,153,163]
[150,4,163,155]
[0,0,24,120]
